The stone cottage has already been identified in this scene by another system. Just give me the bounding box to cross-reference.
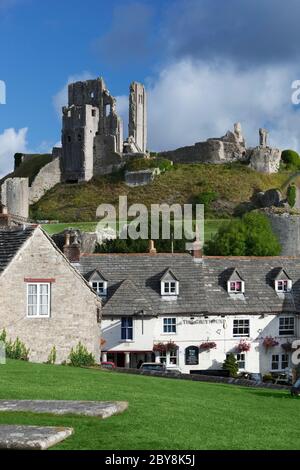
[0,216,101,363]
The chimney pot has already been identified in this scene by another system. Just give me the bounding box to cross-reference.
[149,239,157,254]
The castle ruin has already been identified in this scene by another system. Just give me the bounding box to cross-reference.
[61,78,148,182]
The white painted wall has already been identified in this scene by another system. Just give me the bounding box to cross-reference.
[102,313,299,375]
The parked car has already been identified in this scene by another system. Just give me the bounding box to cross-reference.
[291,378,300,397]
[140,362,166,372]
[101,361,116,370]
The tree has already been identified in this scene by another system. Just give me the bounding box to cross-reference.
[287,184,296,208]
[205,211,281,256]
[281,149,300,170]
[223,353,239,378]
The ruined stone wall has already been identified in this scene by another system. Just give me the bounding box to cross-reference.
[159,139,245,164]
[1,177,29,219]
[248,147,281,174]
[129,82,147,153]
[265,211,300,256]
[0,228,101,363]
[29,157,61,204]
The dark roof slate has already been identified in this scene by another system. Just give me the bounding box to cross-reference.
[0,227,36,274]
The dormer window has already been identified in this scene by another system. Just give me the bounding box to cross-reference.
[162,281,178,295]
[160,269,179,297]
[274,269,292,293]
[227,269,245,294]
[229,281,243,293]
[92,280,107,297]
[88,270,108,297]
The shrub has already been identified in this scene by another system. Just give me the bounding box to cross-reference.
[205,211,281,256]
[125,157,173,173]
[46,346,57,365]
[287,184,296,208]
[68,342,96,367]
[0,330,29,361]
[193,191,219,214]
[222,353,239,378]
[281,149,300,169]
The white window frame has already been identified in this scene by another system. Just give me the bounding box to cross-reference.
[275,279,292,293]
[27,283,50,318]
[227,280,244,294]
[161,281,179,296]
[233,319,250,337]
[169,349,178,366]
[279,316,295,336]
[271,353,290,371]
[91,280,107,297]
[163,317,177,334]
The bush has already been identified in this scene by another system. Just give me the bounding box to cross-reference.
[0,329,30,361]
[287,184,296,208]
[46,346,57,365]
[205,211,281,256]
[125,157,173,173]
[281,149,300,170]
[69,342,96,367]
[193,191,219,214]
[222,353,239,378]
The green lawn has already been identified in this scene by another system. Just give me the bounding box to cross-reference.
[42,218,228,242]
[0,360,299,450]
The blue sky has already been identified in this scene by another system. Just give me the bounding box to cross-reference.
[1,0,300,175]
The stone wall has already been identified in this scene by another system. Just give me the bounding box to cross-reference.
[1,177,29,219]
[248,146,281,173]
[264,210,300,256]
[0,228,101,363]
[125,169,158,187]
[29,157,61,204]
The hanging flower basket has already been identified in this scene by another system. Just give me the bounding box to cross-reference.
[281,341,293,352]
[262,336,279,350]
[199,341,217,351]
[153,342,167,353]
[165,341,178,351]
[236,339,251,353]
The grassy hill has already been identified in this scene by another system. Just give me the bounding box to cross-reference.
[0,154,52,187]
[0,360,299,450]
[31,163,291,222]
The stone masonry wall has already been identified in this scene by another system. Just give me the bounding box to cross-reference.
[0,228,101,363]
[29,158,61,204]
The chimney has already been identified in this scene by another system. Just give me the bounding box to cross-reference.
[63,232,80,263]
[192,239,203,262]
[0,204,10,228]
[149,239,157,255]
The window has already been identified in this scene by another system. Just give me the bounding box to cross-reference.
[27,283,50,318]
[78,134,82,142]
[236,353,245,369]
[233,319,250,337]
[163,318,176,334]
[159,350,167,364]
[271,354,290,370]
[91,281,107,297]
[162,281,178,295]
[277,280,289,292]
[67,135,71,143]
[229,281,243,293]
[279,317,295,336]
[169,349,178,365]
[121,317,133,341]
[92,109,96,117]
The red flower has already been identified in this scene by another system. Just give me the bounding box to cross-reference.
[263,336,279,349]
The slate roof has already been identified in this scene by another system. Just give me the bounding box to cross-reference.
[0,227,36,274]
[79,253,300,316]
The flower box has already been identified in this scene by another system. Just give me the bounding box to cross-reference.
[199,341,217,351]
[236,340,251,353]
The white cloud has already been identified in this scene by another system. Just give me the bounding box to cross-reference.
[0,127,28,178]
[147,59,300,152]
[52,71,93,117]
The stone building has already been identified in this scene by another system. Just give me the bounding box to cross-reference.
[73,245,300,376]
[128,82,147,153]
[0,219,101,363]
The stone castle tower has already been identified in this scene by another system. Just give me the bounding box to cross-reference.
[61,77,147,183]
